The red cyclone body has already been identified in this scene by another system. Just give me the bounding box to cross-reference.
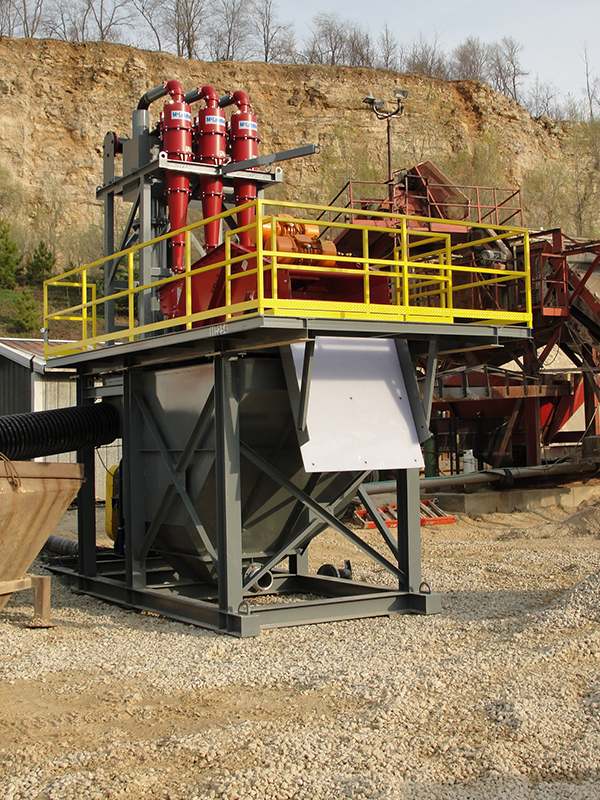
[160,79,193,274]
[195,86,227,251]
[229,90,259,247]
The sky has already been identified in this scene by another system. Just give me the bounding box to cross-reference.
[288,0,600,103]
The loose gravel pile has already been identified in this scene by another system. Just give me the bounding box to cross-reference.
[2,501,600,799]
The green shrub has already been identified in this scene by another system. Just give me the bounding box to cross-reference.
[0,220,22,289]
[21,241,56,286]
[10,288,40,335]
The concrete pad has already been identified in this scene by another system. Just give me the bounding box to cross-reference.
[424,485,600,515]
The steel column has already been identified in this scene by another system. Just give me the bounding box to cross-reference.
[396,469,422,592]
[103,190,116,335]
[214,355,244,619]
[122,369,147,590]
[76,371,97,579]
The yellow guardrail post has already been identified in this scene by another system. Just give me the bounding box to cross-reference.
[43,279,49,332]
[91,283,97,343]
[523,230,532,325]
[225,228,232,320]
[128,251,135,342]
[392,251,401,308]
[269,215,278,305]
[255,200,264,315]
[185,229,192,330]
[445,234,453,311]
[362,226,370,307]
[81,269,88,343]
[401,218,409,310]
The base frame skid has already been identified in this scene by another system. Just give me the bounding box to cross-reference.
[49,559,441,637]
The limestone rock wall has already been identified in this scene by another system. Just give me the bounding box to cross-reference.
[0,37,571,263]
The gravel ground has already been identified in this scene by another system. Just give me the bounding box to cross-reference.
[2,500,600,799]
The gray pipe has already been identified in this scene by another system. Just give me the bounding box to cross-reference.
[137,83,168,110]
[363,459,600,496]
[183,89,234,106]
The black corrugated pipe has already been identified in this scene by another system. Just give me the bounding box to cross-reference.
[44,536,79,556]
[0,403,121,460]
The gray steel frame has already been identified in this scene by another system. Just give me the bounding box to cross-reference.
[52,333,449,636]
[63,114,531,636]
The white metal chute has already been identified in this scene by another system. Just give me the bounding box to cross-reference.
[288,337,424,473]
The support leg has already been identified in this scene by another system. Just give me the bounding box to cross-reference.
[123,370,147,591]
[77,373,97,580]
[396,468,422,593]
[289,550,309,574]
[30,575,52,627]
[214,355,244,625]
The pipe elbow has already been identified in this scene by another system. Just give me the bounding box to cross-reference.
[232,90,251,112]
[137,81,168,110]
[165,79,185,103]
[200,85,219,106]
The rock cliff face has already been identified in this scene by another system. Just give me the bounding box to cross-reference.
[0,37,572,263]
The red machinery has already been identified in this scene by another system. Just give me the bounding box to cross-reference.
[330,161,600,468]
[157,82,393,324]
[158,80,193,274]
[158,83,264,318]
[194,85,228,251]
[229,90,260,247]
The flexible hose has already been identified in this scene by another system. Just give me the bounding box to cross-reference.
[0,403,120,460]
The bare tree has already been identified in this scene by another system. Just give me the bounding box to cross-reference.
[206,0,252,61]
[45,0,131,41]
[250,0,293,63]
[43,0,90,40]
[131,0,162,50]
[583,44,600,122]
[162,0,206,58]
[377,22,400,71]
[0,0,18,36]
[86,0,132,41]
[403,32,448,79]
[524,76,562,119]
[303,13,347,66]
[488,36,528,103]
[449,36,490,81]
[345,23,374,67]
[15,0,44,36]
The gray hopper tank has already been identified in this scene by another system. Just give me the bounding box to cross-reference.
[140,354,362,585]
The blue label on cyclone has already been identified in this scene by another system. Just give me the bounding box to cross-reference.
[171,110,192,122]
[205,115,225,126]
[238,120,258,131]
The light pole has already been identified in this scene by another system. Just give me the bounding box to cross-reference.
[363,88,408,203]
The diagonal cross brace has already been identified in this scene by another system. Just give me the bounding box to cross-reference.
[240,443,404,581]
[133,391,218,567]
[357,486,400,560]
[137,390,216,561]
[240,471,366,592]
[395,339,432,444]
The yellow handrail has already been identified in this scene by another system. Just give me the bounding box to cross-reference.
[43,198,532,358]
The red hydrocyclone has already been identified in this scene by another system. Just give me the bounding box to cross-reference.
[195,86,228,251]
[229,90,259,247]
[160,79,193,273]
